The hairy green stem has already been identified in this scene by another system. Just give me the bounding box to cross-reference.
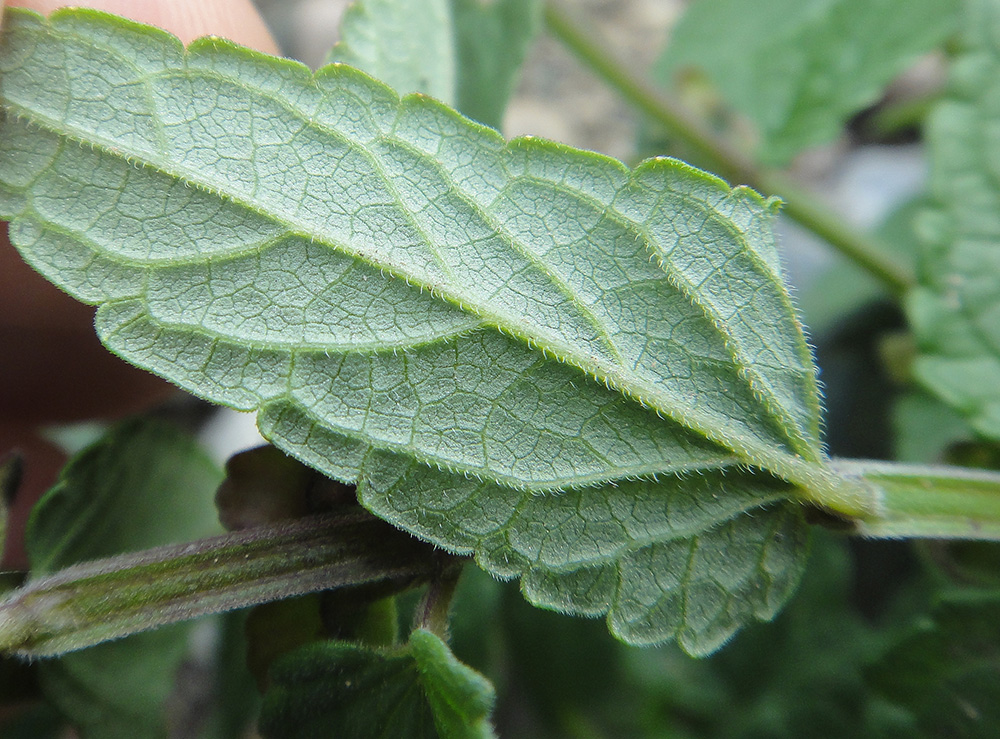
[0,512,444,657]
[543,2,915,297]
[832,460,1000,540]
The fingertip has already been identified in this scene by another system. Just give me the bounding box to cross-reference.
[6,0,280,54]
[157,0,281,53]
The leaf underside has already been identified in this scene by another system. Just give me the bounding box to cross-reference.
[0,8,817,650]
[359,452,809,655]
[910,0,1000,441]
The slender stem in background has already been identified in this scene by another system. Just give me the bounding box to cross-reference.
[543,2,915,297]
[0,512,447,658]
[0,453,22,558]
[417,566,463,639]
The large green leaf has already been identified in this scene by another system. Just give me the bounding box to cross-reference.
[259,629,496,739]
[0,8,828,649]
[326,0,455,102]
[327,0,539,129]
[450,0,541,129]
[656,0,958,165]
[909,0,1000,441]
[25,418,223,739]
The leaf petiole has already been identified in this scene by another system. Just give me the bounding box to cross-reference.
[833,460,1000,540]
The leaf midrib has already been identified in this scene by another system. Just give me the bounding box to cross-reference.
[7,19,813,461]
[3,91,825,487]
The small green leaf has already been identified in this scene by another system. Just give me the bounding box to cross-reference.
[327,0,455,102]
[25,418,222,739]
[259,628,496,739]
[411,629,495,738]
[909,0,1000,441]
[450,0,541,129]
[656,0,958,164]
[26,419,222,574]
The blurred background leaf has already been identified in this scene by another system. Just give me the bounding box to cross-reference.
[24,418,223,738]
